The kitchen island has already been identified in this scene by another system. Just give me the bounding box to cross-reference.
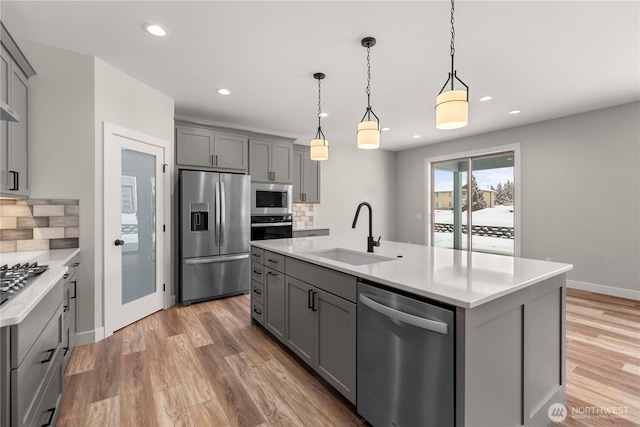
[250,236,572,426]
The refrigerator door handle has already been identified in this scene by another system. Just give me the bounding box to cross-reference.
[215,181,221,246]
[220,181,226,246]
[185,253,250,265]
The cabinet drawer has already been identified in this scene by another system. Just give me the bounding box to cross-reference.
[285,257,357,303]
[10,278,63,368]
[11,303,63,427]
[252,300,264,325]
[252,280,264,304]
[264,250,285,273]
[251,247,264,264]
[65,255,80,282]
[251,262,264,284]
[33,355,63,427]
[293,229,330,238]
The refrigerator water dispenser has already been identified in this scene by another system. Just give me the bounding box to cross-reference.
[190,203,209,231]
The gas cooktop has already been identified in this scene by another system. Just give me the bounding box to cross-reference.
[0,262,49,306]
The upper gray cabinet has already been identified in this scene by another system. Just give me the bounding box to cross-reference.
[292,145,321,203]
[176,125,248,172]
[249,138,293,183]
[1,23,35,198]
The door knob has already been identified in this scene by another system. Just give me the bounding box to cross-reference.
[114,239,125,246]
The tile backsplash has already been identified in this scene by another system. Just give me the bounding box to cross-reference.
[0,199,79,253]
[293,203,314,228]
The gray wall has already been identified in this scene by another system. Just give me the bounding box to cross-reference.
[396,102,640,297]
[21,40,174,342]
[314,142,396,242]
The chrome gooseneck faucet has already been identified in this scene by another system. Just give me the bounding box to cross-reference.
[352,202,381,253]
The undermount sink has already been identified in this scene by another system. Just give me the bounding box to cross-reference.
[308,248,395,266]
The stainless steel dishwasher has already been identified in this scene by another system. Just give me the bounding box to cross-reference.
[357,279,455,427]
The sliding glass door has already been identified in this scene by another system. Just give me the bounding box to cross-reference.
[431,152,515,255]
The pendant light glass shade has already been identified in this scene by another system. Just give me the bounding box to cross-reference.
[436,89,468,129]
[310,139,329,160]
[310,72,329,161]
[357,121,380,149]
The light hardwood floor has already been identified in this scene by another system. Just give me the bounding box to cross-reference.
[56,289,639,426]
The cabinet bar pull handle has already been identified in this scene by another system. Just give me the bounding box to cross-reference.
[215,155,218,166]
[253,288,262,295]
[41,348,55,364]
[210,155,214,165]
[9,171,18,191]
[311,291,317,311]
[268,259,278,264]
[64,305,69,313]
[308,289,313,309]
[71,281,77,299]
[253,307,262,315]
[63,274,69,280]
[267,271,277,276]
[72,263,80,267]
[253,269,262,275]
[42,407,56,427]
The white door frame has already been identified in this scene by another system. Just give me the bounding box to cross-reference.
[103,122,172,337]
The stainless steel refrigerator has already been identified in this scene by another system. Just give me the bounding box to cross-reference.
[179,170,251,305]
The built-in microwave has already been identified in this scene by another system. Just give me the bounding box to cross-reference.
[251,183,293,215]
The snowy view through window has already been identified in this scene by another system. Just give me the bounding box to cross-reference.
[433,154,515,255]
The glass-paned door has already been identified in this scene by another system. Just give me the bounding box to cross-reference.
[104,124,165,336]
[431,152,515,255]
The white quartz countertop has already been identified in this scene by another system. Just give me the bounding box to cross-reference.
[0,248,80,326]
[250,237,572,309]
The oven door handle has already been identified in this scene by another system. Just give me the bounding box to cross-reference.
[251,222,292,227]
[359,294,449,334]
[185,253,250,265]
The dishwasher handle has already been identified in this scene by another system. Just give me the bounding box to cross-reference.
[359,294,449,335]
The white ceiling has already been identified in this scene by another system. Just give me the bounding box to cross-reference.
[2,1,639,151]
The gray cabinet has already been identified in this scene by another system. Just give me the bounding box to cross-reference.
[284,257,357,404]
[249,138,293,183]
[62,255,80,372]
[250,247,265,325]
[264,250,286,343]
[176,125,248,172]
[1,278,64,427]
[292,146,321,203]
[1,24,35,198]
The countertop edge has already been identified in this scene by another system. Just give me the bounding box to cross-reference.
[250,240,573,309]
[0,266,68,327]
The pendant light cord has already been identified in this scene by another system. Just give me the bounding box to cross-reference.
[449,0,456,90]
[315,76,326,141]
[366,46,372,110]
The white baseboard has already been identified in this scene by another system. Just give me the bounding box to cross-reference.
[568,279,640,301]
[75,326,105,346]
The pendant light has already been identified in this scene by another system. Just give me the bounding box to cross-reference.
[310,72,329,161]
[436,0,469,130]
[357,37,380,149]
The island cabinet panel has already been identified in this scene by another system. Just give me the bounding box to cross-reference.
[285,276,315,366]
[455,273,566,427]
[285,257,356,303]
[315,288,356,403]
[265,267,286,343]
[282,256,357,404]
[250,248,265,326]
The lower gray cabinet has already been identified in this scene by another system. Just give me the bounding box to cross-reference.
[285,276,356,404]
[285,277,315,366]
[265,267,286,343]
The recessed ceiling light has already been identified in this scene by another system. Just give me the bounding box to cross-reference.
[412,134,421,138]
[381,127,390,131]
[217,88,231,95]
[508,109,521,115]
[479,95,493,102]
[143,24,167,37]
[318,112,328,118]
